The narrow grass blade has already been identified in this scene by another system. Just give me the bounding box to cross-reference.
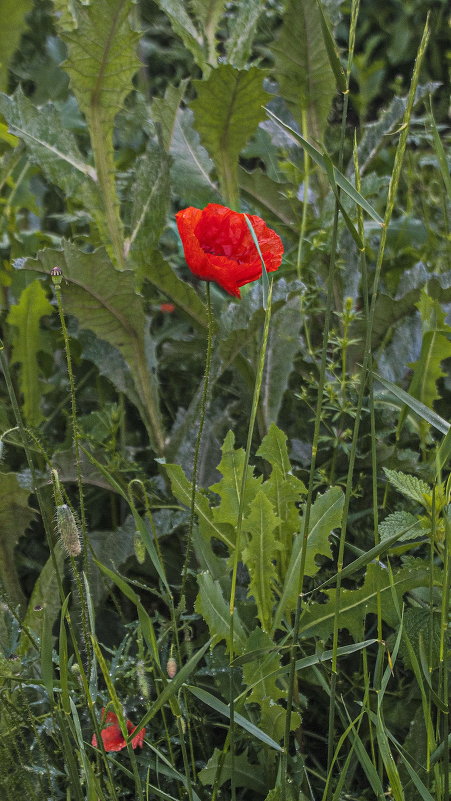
[265,107,384,225]
[186,685,284,752]
[372,370,449,434]
[427,100,451,198]
[244,213,270,309]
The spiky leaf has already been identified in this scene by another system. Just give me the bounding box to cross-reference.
[0,473,36,607]
[274,487,343,629]
[242,628,286,705]
[191,65,269,205]
[242,491,281,632]
[0,0,33,91]
[270,0,335,141]
[199,748,267,793]
[19,244,165,453]
[195,571,246,652]
[225,0,265,68]
[7,279,53,426]
[154,0,206,68]
[210,430,262,530]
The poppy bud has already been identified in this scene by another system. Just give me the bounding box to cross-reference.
[56,504,81,557]
[50,266,63,287]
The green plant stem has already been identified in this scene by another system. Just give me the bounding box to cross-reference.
[181,282,213,601]
[54,283,92,673]
[229,278,274,801]
[297,107,313,356]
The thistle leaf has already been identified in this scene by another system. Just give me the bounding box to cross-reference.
[270,0,335,141]
[242,491,281,632]
[18,244,165,454]
[195,571,246,652]
[7,279,53,426]
[191,65,269,205]
[151,79,189,152]
[210,430,262,528]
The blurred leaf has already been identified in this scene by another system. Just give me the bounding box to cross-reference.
[0,88,96,193]
[170,108,220,206]
[19,244,166,453]
[260,296,301,427]
[195,571,246,652]
[0,0,33,92]
[153,0,206,68]
[142,250,207,330]
[125,137,171,267]
[19,541,65,656]
[225,0,265,68]
[0,473,36,607]
[7,279,53,426]
[88,517,138,608]
[151,79,189,152]
[191,65,269,205]
[270,0,335,141]
[242,491,281,632]
[238,166,299,227]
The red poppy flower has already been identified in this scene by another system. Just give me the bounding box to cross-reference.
[175,203,284,297]
[91,708,145,752]
[160,302,176,313]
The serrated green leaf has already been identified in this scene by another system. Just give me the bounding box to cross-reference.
[210,430,263,529]
[242,628,286,705]
[0,473,36,607]
[57,0,140,267]
[259,698,301,743]
[7,279,53,426]
[199,747,267,793]
[274,487,343,629]
[163,462,235,550]
[242,491,280,632]
[378,511,424,542]
[383,469,431,508]
[0,0,33,92]
[191,65,269,206]
[300,560,435,641]
[125,138,170,268]
[19,244,165,453]
[0,88,96,193]
[170,108,221,206]
[195,572,246,652]
[154,0,206,69]
[225,0,265,68]
[270,0,335,142]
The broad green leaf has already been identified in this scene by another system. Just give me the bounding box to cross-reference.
[57,0,140,267]
[19,244,165,454]
[238,166,299,228]
[256,423,293,476]
[299,560,435,641]
[242,491,281,632]
[265,107,384,226]
[191,65,269,206]
[274,487,343,629]
[19,541,65,656]
[170,108,221,207]
[195,571,246,653]
[163,462,235,550]
[260,297,302,427]
[270,0,335,141]
[153,0,206,69]
[199,747,267,793]
[0,0,33,91]
[0,473,36,607]
[125,138,170,267]
[0,88,96,193]
[404,292,451,440]
[242,628,286,705]
[141,250,208,331]
[210,430,262,529]
[259,697,301,743]
[225,0,265,68]
[383,469,431,508]
[378,511,424,542]
[7,279,53,426]
[186,685,284,752]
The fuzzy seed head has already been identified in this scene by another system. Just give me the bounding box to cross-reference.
[56,504,81,557]
[166,657,177,679]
